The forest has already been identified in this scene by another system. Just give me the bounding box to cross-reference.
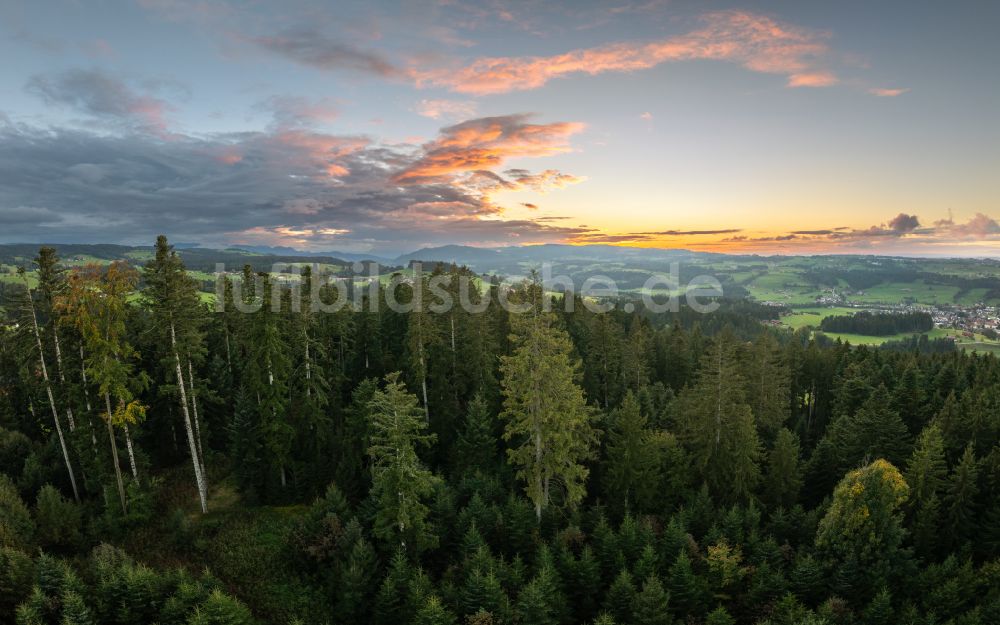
[818,312,935,336]
[1,237,999,625]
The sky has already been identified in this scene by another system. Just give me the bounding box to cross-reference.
[1,0,998,257]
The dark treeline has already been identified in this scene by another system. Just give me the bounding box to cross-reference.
[819,311,934,336]
[1,237,999,625]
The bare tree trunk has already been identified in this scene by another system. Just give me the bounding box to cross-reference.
[79,343,99,454]
[304,335,311,397]
[104,392,127,514]
[171,322,209,513]
[24,278,79,502]
[187,358,206,476]
[122,422,139,484]
[51,328,76,431]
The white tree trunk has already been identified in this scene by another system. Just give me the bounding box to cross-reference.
[104,392,127,513]
[171,322,209,513]
[187,358,206,476]
[122,422,139,484]
[79,343,99,453]
[51,328,76,431]
[24,279,79,502]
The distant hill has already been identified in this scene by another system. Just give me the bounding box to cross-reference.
[0,243,393,274]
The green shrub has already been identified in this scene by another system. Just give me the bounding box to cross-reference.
[34,484,82,550]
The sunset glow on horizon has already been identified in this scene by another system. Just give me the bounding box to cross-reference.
[1,1,998,256]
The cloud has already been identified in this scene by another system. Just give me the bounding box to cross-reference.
[636,229,742,236]
[412,10,836,95]
[257,95,340,128]
[414,99,478,120]
[870,87,909,97]
[393,114,585,183]
[0,116,589,252]
[787,71,838,87]
[639,112,653,120]
[503,168,584,192]
[935,213,1000,238]
[25,68,171,134]
[251,29,400,76]
[888,212,920,233]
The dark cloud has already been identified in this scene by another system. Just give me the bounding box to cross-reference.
[888,212,920,233]
[252,29,401,77]
[25,68,170,133]
[0,119,587,252]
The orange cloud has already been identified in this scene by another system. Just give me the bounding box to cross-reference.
[271,130,369,178]
[869,87,910,97]
[787,71,838,87]
[413,10,834,94]
[394,114,584,183]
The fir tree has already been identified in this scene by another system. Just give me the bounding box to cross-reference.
[500,281,597,520]
[368,372,439,551]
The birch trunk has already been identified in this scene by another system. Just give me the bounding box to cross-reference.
[104,392,127,513]
[122,422,139,484]
[51,328,76,431]
[79,343,98,453]
[24,278,79,502]
[187,358,206,476]
[171,322,209,513]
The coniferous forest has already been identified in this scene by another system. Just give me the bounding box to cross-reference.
[2,237,1000,625]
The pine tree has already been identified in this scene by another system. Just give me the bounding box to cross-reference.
[674,333,761,503]
[905,423,948,557]
[375,550,415,625]
[59,589,94,625]
[368,372,439,551]
[632,575,672,625]
[746,332,790,438]
[842,385,911,468]
[453,394,497,474]
[414,595,457,625]
[188,590,253,625]
[944,443,979,549]
[604,569,636,625]
[603,391,659,513]
[141,235,209,512]
[863,588,894,625]
[705,606,735,625]
[500,281,597,520]
[763,428,802,509]
[227,386,264,502]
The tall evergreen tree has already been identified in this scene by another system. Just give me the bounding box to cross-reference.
[944,443,979,549]
[141,235,209,512]
[603,391,659,513]
[499,281,597,520]
[674,333,761,503]
[368,372,439,551]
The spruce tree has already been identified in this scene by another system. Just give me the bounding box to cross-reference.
[674,333,761,503]
[632,575,672,625]
[905,423,948,558]
[763,428,802,509]
[603,391,659,513]
[500,280,597,520]
[141,235,209,512]
[944,443,979,549]
[368,372,439,551]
